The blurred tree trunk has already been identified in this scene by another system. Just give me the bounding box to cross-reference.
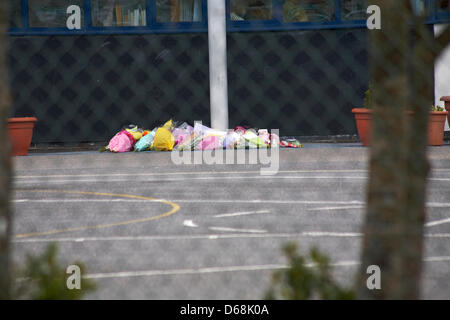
[358,0,450,299]
[0,0,12,300]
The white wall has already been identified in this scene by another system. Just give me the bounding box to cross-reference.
[435,24,450,131]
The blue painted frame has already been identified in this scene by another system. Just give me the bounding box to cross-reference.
[9,0,208,35]
[430,0,450,24]
[7,0,450,36]
[227,0,368,32]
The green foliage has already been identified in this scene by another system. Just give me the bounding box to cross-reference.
[430,105,444,112]
[13,243,96,300]
[363,84,373,109]
[264,242,355,300]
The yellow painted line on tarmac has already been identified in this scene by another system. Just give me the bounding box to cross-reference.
[15,189,180,239]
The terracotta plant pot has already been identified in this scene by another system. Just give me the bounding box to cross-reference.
[7,117,38,156]
[351,109,447,146]
[351,108,372,146]
[440,96,450,126]
[428,111,448,146]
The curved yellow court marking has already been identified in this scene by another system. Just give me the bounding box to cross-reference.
[15,189,180,239]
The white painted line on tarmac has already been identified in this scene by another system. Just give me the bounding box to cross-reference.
[84,262,360,280]
[183,220,198,228]
[14,175,450,186]
[12,231,450,243]
[12,232,360,243]
[14,173,450,185]
[12,199,450,211]
[13,175,370,185]
[11,199,365,205]
[213,210,270,218]
[427,202,450,208]
[300,231,362,237]
[169,199,366,205]
[307,206,364,211]
[426,233,450,238]
[424,256,450,262]
[13,199,152,203]
[425,217,450,227]
[13,198,450,210]
[13,168,450,180]
[208,227,267,233]
[18,176,450,183]
[14,169,370,179]
[83,264,287,279]
[81,256,450,280]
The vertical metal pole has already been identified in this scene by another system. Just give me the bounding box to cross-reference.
[21,0,29,29]
[85,0,92,29]
[207,0,229,130]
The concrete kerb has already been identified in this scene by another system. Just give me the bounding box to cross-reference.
[12,143,450,172]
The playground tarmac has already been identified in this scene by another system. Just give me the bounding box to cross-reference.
[10,143,450,299]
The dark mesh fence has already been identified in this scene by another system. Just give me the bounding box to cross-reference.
[9,33,211,143]
[227,29,368,136]
[9,29,368,144]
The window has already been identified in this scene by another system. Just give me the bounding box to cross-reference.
[437,0,450,12]
[14,0,448,35]
[230,0,273,21]
[410,0,428,16]
[156,0,203,22]
[282,0,334,23]
[91,0,147,27]
[10,0,22,28]
[28,0,84,28]
[341,0,367,21]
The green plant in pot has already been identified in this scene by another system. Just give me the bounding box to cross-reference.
[352,85,448,147]
[363,84,373,110]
